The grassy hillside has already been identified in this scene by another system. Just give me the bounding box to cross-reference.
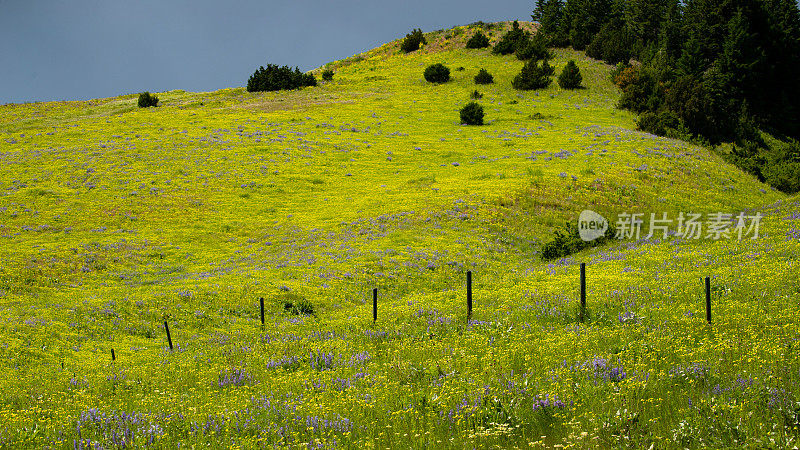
[0,21,798,448]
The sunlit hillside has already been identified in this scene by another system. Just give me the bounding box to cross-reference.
[0,21,798,448]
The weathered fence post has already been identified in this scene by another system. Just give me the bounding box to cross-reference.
[705,277,711,323]
[580,263,586,323]
[260,297,265,327]
[373,288,378,322]
[111,348,116,361]
[467,271,473,322]
[164,321,174,351]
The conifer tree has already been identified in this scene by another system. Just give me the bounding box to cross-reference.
[558,60,583,89]
[466,31,490,49]
[493,21,529,55]
[512,59,555,90]
[532,0,568,45]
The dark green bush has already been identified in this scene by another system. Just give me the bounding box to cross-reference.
[466,31,490,49]
[401,28,426,53]
[474,68,494,84]
[493,20,529,55]
[137,92,158,108]
[470,89,483,99]
[725,138,800,194]
[424,63,450,83]
[321,69,334,81]
[636,110,682,136]
[281,294,315,316]
[246,64,317,92]
[460,101,484,125]
[512,59,554,90]
[557,60,583,89]
[515,33,551,61]
[541,221,615,261]
[295,299,315,316]
[763,162,800,194]
[763,140,800,194]
[616,68,660,114]
[726,140,766,182]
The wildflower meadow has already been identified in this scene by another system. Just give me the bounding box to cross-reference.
[0,22,799,448]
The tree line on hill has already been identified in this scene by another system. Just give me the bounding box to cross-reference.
[533,0,800,193]
[238,5,799,193]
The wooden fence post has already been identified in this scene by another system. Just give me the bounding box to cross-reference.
[705,277,711,323]
[467,271,473,322]
[260,297,265,327]
[580,263,586,323]
[164,321,174,351]
[373,288,378,322]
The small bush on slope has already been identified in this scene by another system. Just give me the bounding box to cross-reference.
[541,222,615,261]
[401,28,427,53]
[460,101,484,125]
[474,68,494,84]
[466,31,490,49]
[424,63,450,83]
[137,92,158,108]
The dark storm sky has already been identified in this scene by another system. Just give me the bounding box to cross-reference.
[0,0,533,104]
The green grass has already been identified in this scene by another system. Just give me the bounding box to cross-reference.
[0,21,798,448]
